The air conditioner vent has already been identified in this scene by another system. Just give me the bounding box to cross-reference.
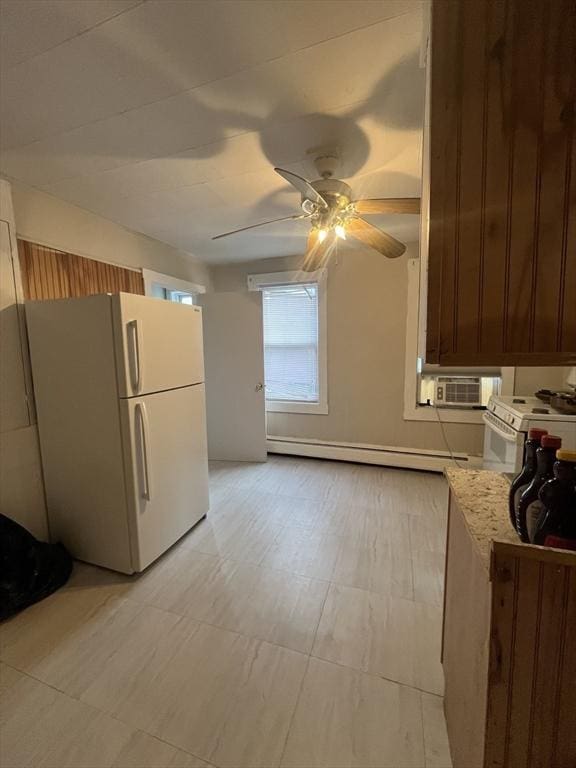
[435,376,482,407]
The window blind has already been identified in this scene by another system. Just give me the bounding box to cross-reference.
[263,283,319,402]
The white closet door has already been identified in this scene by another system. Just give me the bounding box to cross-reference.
[0,220,29,431]
[199,291,267,462]
[113,293,204,397]
[121,384,209,571]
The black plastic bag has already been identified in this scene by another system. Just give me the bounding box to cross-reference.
[0,513,72,621]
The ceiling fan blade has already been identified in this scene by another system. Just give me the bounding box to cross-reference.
[346,217,406,259]
[353,198,421,215]
[274,167,328,209]
[212,214,309,240]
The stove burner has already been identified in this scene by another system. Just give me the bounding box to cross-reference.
[532,407,549,414]
[513,398,526,404]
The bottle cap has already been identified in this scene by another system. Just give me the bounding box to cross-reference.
[528,428,548,440]
[556,449,576,462]
[541,435,562,449]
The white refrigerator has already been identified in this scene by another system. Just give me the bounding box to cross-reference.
[26,292,209,574]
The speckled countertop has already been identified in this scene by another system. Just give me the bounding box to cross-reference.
[444,468,521,564]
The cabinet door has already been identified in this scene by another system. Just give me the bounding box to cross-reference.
[443,495,491,766]
[0,219,30,431]
[427,0,576,366]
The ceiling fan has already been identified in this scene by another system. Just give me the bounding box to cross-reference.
[212,151,421,270]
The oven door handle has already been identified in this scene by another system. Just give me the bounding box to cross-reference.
[482,411,521,443]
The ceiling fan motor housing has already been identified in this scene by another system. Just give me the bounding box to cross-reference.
[303,177,352,209]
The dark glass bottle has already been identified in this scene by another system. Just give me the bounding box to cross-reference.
[533,450,576,550]
[516,435,562,543]
[508,428,548,532]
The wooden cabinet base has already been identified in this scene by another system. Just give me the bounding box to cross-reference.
[443,490,576,767]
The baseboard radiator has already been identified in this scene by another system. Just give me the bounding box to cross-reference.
[266,436,482,473]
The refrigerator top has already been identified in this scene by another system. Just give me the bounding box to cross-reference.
[26,292,205,398]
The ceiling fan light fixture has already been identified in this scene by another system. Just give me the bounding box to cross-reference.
[212,160,420,260]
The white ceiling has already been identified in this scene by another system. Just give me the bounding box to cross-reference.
[0,0,425,264]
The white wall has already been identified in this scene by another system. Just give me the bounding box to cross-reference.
[11,181,212,289]
[212,244,486,457]
[513,367,569,395]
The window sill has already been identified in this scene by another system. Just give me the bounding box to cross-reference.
[403,403,486,425]
[266,400,329,415]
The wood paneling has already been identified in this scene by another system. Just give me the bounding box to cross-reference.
[18,239,144,300]
[486,543,576,767]
[427,0,576,365]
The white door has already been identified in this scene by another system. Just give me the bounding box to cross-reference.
[0,219,29,431]
[113,293,204,397]
[199,291,267,462]
[121,384,209,571]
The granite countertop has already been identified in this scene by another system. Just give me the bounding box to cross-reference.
[444,468,521,564]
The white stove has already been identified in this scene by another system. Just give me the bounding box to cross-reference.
[483,395,576,473]
[487,395,576,427]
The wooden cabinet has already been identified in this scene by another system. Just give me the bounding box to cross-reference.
[443,471,576,767]
[426,0,576,366]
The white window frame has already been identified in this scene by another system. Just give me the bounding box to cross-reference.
[248,268,328,415]
[166,289,196,304]
[142,268,206,300]
[404,257,514,424]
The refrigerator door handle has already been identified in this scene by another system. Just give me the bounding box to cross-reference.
[127,319,143,393]
[135,402,152,500]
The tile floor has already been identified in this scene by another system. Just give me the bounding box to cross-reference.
[0,456,453,768]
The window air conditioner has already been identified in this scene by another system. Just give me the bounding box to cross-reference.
[434,376,482,408]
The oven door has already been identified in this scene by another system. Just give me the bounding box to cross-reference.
[482,411,525,473]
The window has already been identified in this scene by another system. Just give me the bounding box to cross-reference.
[166,290,195,305]
[141,269,206,303]
[263,283,319,403]
[418,368,501,408]
[248,269,328,414]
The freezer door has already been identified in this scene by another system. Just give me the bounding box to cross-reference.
[121,384,209,571]
[113,293,204,397]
